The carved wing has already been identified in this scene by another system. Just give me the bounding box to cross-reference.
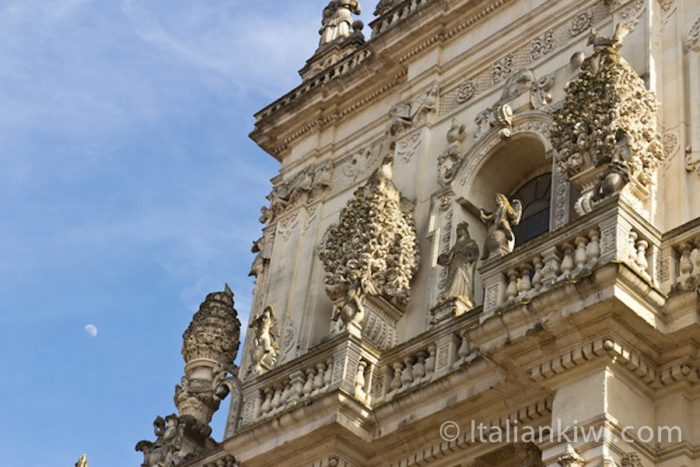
[510,199,523,225]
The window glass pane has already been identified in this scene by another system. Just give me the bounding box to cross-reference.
[511,173,551,247]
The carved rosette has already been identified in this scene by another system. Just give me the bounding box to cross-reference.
[551,27,663,210]
[319,156,419,327]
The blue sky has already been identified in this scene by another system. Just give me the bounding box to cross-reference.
[0,1,377,465]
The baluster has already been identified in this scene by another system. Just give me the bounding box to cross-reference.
[302,369,315,397]
[629,231,638,263]
[291,372,305,401]
[560,243,574,277]
[270,385,282,411]
[542,248,561,287]
[574,236,588,270]
[413,351,427,380]
[324,359,333,386]
[354,361,368,401]
[401,356,415,386]
[390,362,404,391]
[679,243,694,280]
[587,229,601,264]
[635,238,649,275]
[425,344,436,375]
[313,363,326,392]
[260,387,272,414]
[505,269,519,300]
[518,265,532,297]
[531,256,544,291]
[457,330,470,362]
[280,381,292,405]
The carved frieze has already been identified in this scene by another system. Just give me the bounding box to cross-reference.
[569,11,593,37]
[551,25,663,212]
[530,29,555,60]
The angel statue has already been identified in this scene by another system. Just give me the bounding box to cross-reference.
[319,0,362,47]
[437,222,480,307]
[249,306,279,375]
[479,194,523,260]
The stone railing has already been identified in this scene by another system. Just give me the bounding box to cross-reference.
[235,331,380,431]
[480,199,661,313]
[370,0,434,37]
[382,343,437,398]
[660,218,700,294]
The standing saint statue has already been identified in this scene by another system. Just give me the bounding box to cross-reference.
[437,222,480,307]
[480,194,523,259]
[249,306,279,375]
[319,0,362,47]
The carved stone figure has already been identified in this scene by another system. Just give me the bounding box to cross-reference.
[480,194,523,259]
[249,236,270,279]
[319,155,419,327]
[438,119,467,186]
[249,305,279,375]
[556,444,584,467]
[75,454,88,467]
[319,0,362,47]
[437,222,480,307]
[551,24,663,211]
[136,286,241,467]
[374,0,401,16]
[389,84,440,137]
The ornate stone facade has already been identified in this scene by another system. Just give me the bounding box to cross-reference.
[146,0,700,466]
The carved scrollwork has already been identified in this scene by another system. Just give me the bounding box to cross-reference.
[688,16,700,52]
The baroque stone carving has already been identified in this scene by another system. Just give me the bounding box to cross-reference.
[551,24,663,213]
[261,163,333,224]
[491,55,513,83]
[456,80,476,104]
[374,0,401,16]
[620,452,642,467]
[569,11,592,37]
[688,16,700,52]
[319,1,362,47]
[248,305,280,375]
[437,222,480,308]
[389,83,440,136]
[438,119,467,186]
[319,155,419,328]
[136,286,241,467]
[474,69,554,140]
[480,194,523,259]
[395,130,422,162]
[557,445,584,467]
[531,30,555,60]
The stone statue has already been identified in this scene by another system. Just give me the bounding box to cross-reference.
[437,222,480,307]
[249,305,279,375]
[332,280,365,326]
[480,194,523,259]
[319,0,362,47]
[75,454,88,467]
[136,286,241,467]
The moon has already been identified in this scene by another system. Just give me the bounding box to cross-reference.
[84,324,98,337]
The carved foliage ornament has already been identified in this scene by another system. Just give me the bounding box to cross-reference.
[319,156,419,321]
[551,25,663,189]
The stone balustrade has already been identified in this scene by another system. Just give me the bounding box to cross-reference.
[660,219,700,294]
[371,0,433,37]
[381,343,437,398]
[480,199,661,313]
[255,357,335,419]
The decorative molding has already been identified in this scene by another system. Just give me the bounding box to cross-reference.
[569,11,593,37]
[395,130,422,163]
[688,16,700,52]
[530,29,555,61]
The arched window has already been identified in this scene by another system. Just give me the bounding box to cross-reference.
[511,173,551,247]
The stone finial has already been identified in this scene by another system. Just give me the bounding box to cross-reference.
[319,0,362,48]
[75,454,88,467]
[551,23,663,212]
[136,286,242,467]
[557,444,584,467]
[319,155,419,327]
[479,194,523,259]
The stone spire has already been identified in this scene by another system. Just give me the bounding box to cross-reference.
[135,285,241,467]
[319,155,419,328]
[551,24,663,214]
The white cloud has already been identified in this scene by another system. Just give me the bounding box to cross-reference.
[84,324,98,337]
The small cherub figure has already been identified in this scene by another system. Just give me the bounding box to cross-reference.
[480,194,523,260]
